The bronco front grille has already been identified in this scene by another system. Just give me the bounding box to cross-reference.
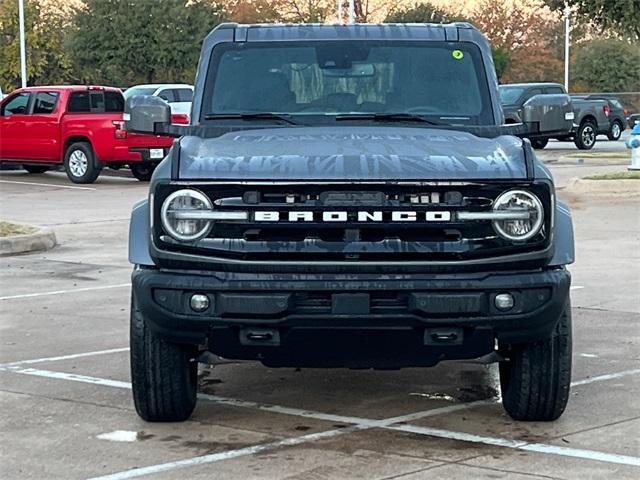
[153,182,552,262]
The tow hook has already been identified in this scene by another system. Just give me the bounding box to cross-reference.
[239,328,280,346]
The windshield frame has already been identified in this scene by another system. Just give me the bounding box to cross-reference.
[200,40,495,127]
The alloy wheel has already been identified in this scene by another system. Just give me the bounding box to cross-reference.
[611,123,621,140]
[69,150,88,178]
[582,125,595,147]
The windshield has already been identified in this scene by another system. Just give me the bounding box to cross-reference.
[203,41,494,125]
[498,86,524,105]
[123,87,157,99]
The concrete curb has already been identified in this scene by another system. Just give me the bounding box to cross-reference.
[565,178,640,196]
[0,224,57,255]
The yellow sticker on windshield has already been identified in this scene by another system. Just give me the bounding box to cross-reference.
[452,50,464,60]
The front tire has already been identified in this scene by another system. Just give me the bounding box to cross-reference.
[607,120,623,141]
[23,164,50,174]
[64,142,101,184]
[574,121,597,150]
[130,293,198,422]
[530,138,548,150]
[499,300,572,421]
[130,163,155,182]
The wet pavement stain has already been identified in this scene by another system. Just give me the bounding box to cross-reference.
[456,384,500,402]
[180,439,258,454]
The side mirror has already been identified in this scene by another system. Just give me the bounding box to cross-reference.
[522,94,573,134]
[125,95,171,134]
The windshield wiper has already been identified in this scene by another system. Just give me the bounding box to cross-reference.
[204,112,300,125]
[335,113,448,126]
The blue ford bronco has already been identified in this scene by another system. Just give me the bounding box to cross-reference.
[126,23,574,422]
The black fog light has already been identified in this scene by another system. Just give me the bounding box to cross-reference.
[494,293,515,311]
[190,293,210,312]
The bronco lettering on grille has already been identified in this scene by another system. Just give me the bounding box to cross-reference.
[253,211,452,222]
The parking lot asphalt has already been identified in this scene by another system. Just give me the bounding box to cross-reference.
[1,137,638,480]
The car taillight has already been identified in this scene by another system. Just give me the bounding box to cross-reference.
[624,108,629,116]
[113,120,127,139]
[603,104,610,117]
[171,113,189,125]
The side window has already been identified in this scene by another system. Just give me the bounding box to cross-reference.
[104,91,124,112]
[157,89,176,103]
[90,92,105,112]
[1,92,30,116]
[33,92,59,114]
[176,89,193,102]
[68,92,91,112]
[524,88,543,101]
[546,87,564,95]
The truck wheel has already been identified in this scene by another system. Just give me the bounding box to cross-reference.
[22,165,50,174]
[130,293,198,422]
[607,120,623,141]
[530,139,548,150]
[130,164,155,182]
[64,142,101,184]
[499,300,572,421]
[574,121,596,150]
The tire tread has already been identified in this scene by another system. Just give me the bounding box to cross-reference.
[130,295,198,422]
[500,301,572,421]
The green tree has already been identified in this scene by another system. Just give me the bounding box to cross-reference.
[572,39,640,91]
[69,0,225,86]
[384,2,454,23]
[220,0,280,23]
[470,0,562,83]
[491,46,510,80]
[544,0,640,41]
[278,0,333,23]
[0,0,73,92]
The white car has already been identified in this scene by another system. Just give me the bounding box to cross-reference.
[123,83,193,119]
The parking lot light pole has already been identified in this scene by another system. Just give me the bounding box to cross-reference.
[348,0,355,24]
[338,0,343,23]
[564,2,570,92]
[18,0,27,88]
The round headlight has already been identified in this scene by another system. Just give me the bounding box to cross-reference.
[492,189,544,241]
[161,189,212,241]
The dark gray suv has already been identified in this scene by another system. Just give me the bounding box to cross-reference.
[126,23,575,424]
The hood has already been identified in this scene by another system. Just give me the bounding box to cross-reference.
[178,126,527,181]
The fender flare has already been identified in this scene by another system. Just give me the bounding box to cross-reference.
[128,199,154,266]
[550,200,575,266]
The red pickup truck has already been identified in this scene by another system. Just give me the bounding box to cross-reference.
[0,86,182,183]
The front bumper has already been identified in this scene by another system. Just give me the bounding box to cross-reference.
[132,267,570,368]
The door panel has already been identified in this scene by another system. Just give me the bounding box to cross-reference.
[0,92,31,159]
[26,91,61,161]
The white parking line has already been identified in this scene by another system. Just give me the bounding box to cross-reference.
[0,179,96,190]
[571,369,640,387]
[390,424,640,467]
[0,347,130,368]
[87,426,364,480]
[0,283,131,301]
[199,391,493,427]
[570,286,585,290]
[2,366,131,389]
[2,362,640,478]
